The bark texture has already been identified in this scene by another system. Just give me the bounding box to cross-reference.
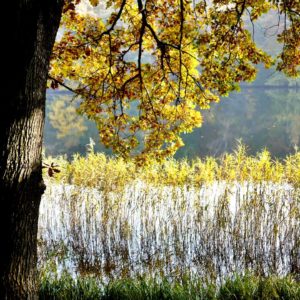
[0,1,64,299]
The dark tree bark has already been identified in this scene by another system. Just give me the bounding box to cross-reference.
[0,1,64,299]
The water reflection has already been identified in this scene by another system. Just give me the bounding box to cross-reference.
[38,181,300,282]
[177,88,300,158]
[45,88,300,158]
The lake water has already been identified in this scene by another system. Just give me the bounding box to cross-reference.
[41,84,300,281]
[38,181,300,281]
[44,86,300,159]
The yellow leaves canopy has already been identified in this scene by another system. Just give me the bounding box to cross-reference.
[50,0,299,162]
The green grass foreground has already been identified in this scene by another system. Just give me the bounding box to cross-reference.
[39,274,300,300]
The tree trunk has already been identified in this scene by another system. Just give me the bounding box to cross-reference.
[0,1,63,299]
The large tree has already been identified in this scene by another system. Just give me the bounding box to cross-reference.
[0,0,299,298]
[0,1,64,298]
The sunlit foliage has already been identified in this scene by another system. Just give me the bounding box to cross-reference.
[44,143,300,188]
[50,0,299,162]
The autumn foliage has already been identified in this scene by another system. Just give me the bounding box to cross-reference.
[50,0,299,162]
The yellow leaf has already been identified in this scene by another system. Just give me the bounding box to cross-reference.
[89,0,99,7]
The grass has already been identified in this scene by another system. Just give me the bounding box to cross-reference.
[39,273,300,300]
[39,144,300,294]
[43,143,300,189]
[39,179,300,281]
[39,144,300,283]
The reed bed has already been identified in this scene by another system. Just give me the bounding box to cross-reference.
[39,146,300,282]
[44,143,300,189]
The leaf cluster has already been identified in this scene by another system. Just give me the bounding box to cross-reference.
[50,0,299,161]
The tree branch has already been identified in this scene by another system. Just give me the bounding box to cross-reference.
[48,75,79,95]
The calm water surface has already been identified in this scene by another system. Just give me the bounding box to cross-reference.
[44,87,300,158]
